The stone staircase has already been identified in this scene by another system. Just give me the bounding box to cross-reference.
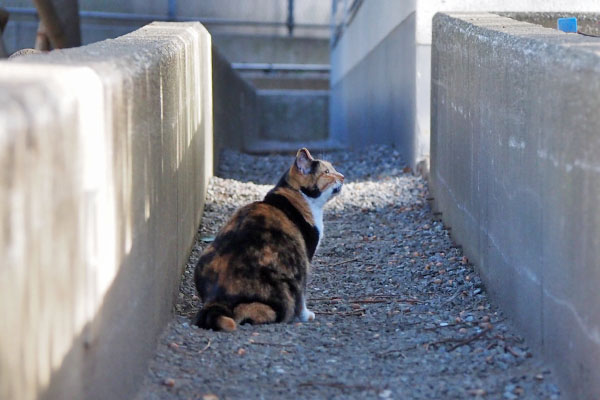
[213,34,344,153]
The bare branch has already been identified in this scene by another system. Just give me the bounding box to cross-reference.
[35,21,51,51]
[0,8,9,33]
[0,8,9,58]
[32,0,67,49]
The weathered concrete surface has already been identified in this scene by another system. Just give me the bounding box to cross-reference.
[258,89,329,142]
[500,12,600,35]
[0,21,212,400]
[330,1,600,173]
[430,12,600,400]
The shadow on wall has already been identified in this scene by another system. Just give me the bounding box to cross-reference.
[211,44,258,169]
[329,11,417,167]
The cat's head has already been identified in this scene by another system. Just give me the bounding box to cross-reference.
[288,148,344,203]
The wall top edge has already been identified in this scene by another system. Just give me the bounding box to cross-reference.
[417,3,600,45]
[1,21,210,71]
[433,12,600,64]
[330,0,416,86]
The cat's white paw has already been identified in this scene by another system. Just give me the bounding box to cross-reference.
[300,309,315,322]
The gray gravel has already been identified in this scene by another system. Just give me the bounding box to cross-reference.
[136,146,561,400]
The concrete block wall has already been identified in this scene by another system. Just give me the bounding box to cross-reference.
[430,12,600,399]
[330,0,600,172]
[258,90,329,143]
[211,44,257,166]
[0,22,213,400]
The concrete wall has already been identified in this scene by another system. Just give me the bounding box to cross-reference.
[0,22,213,400]
[258,90,329,142]
[330,1,418,165]
[212,44,333,156]
[430,12,600,400]
[330,0,600,172]
[211,44,257,166]
[212,35,329,65]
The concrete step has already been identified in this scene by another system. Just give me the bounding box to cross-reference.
[233,62,330,90]
[241,71,329,90]
[212,40,333,152]
[244,138,345,154]
[212,35,329,65]
[256,89,329,143]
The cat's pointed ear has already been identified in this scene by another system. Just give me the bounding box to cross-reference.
[295,148,314,174]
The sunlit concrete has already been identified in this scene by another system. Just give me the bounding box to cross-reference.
[0,22,212,400]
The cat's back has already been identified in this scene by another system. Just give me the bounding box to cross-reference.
[211,199,305,251]
[195,197,308,299]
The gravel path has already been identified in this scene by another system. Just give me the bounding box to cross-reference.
[136,146,560,400]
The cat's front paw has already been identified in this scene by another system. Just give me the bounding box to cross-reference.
[300,309,315,322]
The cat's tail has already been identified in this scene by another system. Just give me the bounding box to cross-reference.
[195,303,237,332]
[195,302,277,331]
[233,302,277,325]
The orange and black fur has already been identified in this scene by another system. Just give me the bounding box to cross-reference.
[194,148,344,331]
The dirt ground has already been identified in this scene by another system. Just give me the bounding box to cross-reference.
[136,147,560,400]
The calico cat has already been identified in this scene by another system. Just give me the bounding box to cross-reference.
[194,148,344,331]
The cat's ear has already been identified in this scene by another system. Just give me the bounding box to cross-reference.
[295,148,314,174]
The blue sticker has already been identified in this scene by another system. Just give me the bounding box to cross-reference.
[557,17,577,33]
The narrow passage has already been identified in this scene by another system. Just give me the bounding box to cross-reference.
[137,146,560,400]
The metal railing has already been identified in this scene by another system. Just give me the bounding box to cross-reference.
[5,5,330,33]
[329,0,364,48]
[231,63,330,73]
[3,1,332,57]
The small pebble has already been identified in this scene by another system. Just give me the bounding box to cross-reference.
[469,388,486,396]
[163,378,175,387]
[136,146,562,400]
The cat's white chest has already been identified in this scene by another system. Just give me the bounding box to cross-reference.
[302,193,325,247]
[312,207,324,246]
